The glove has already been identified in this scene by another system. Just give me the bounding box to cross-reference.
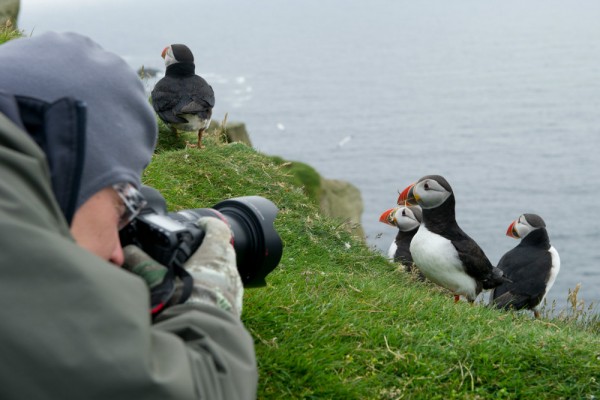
[184,216,244,317]
[122,245,176,315]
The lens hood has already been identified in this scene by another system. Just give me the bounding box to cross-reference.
[214,196,283,287]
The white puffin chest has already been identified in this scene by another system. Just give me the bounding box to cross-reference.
[539,246,561,304]
[386,242,397,260]
[410,225,478,300]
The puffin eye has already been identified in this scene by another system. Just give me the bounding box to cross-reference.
[424,182,430,190]
[402,210,407,216]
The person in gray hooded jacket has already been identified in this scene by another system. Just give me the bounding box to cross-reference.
[0,32,256,399]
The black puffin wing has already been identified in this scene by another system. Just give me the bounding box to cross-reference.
[393,233,414,264]
[451,236,495,281]
[492,248,551,308]
[189,76,215,108]
[393,245,413,265]
[155,107,188,124]
[179,100,213,116]
[170,77,214,118]
[491,290,532,310]
[151,78,188,124]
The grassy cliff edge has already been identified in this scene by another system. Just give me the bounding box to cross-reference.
[145,128,600,399]
[3,26,596,399]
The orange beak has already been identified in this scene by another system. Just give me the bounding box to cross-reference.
[161,46,169,59]
[506,220,519,238]
[379,208,398,226]
[397,183,416,206]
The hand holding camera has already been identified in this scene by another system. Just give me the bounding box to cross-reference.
[122,245,174,314]
[184,217,243,316]
[121,186,283,316]
[123,217,244,316]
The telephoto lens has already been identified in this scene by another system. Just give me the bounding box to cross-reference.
[124,186,283,287]
[172,196,283,287]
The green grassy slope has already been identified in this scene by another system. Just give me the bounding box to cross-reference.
[0,19,21,44]
[3,25,596,399]
[145,129,600,400]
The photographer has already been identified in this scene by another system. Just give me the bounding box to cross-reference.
[0,32,257,399]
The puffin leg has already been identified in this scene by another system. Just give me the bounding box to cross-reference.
[533,310,541,319]
[197,128,205,149]
[170,126,179,137]
[454,295,460,303]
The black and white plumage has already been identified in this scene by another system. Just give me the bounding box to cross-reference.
[490,214,560,318]
[398,175,508,302]
[379,204,422,273]
[151,44,215,148]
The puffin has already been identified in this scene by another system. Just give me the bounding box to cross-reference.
[398,175,508,302]
[490,213,560,318]
[379,204,423,274]
[151,44,215,148]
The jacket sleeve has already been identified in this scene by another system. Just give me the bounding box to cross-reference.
[0,114,258,400]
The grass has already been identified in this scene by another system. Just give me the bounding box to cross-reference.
[153,117,323,205]
[145,126,600,399]
[2,27,597,398]
[0,19,22,44]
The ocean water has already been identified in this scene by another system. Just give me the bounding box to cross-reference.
[18,0,600,312]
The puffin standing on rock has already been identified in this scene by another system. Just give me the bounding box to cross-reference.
[490,214,560,318]
[151,44,215,148]
[398,175,509,302]
[379,204,423,274]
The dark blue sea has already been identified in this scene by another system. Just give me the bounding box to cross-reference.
[19,0,600,313]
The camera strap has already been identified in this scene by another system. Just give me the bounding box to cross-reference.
[164,240,197,307]
[149,266,194,317]
[150,269,176,316]
[172,264,194,305]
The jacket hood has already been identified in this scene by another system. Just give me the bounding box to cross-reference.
[0,31,157,213]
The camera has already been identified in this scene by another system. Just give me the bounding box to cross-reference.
[120,186,283,290]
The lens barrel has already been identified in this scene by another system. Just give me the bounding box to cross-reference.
[173,196,283,287]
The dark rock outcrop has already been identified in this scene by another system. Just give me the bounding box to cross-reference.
[208,120,252,146]
[319,178,365,240]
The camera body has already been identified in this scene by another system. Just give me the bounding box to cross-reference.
[121,211,206,274]
[120,187,283,288]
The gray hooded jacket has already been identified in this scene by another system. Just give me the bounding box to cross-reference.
[0,32,257,399]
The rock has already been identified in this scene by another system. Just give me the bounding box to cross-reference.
[208,119,252,146]
[137,66,161,79]
[319,178,365,240]
[0,0,19,27]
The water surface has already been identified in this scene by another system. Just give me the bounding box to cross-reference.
[19,0,600,312]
